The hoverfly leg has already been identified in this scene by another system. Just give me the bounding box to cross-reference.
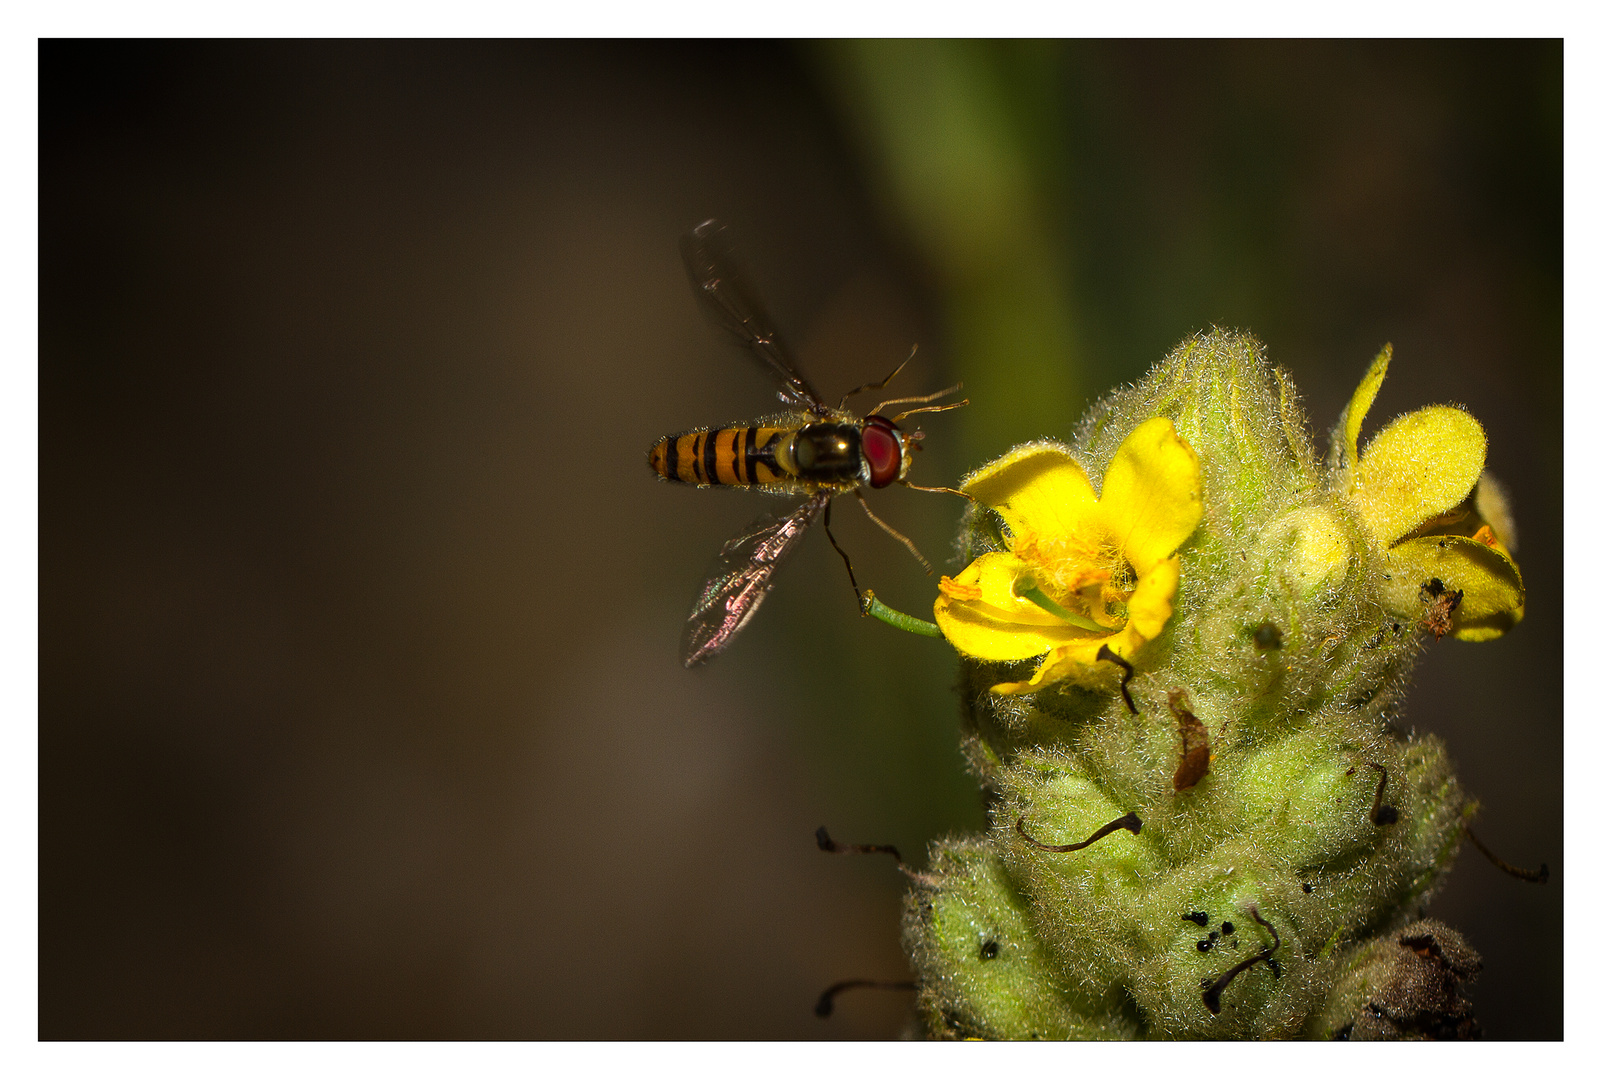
[889,393,968,424]
[899,480,977,504]
[877,383,965,419]
[837,344,917,411]
[822,498,866,611]
[853,490,933,574]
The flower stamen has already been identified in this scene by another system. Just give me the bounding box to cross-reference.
[1014,576,1114,632]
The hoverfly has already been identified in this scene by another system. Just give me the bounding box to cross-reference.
[650,219,967,667]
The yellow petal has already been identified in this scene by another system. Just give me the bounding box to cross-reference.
[990,640,1108,695]
[1386,535,1525,641]
[1352,406,1487,546]
[934,552,1099,661]
[1335,344,1391,469]
[1098,417,1203,572]
[961,443,1103,550]
[1473,471,1518,554]
[1124,555,1180,643]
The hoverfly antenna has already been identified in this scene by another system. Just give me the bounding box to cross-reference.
[838,345,919,411]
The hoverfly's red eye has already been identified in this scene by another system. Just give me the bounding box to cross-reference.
[862,416,903,488]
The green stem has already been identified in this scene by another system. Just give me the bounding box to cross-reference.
[862,590,944,638]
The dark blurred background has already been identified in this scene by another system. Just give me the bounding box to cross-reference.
[41,40,1560,1039]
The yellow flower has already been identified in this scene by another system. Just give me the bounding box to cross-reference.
[1337,345,1525,640]
[934,417,1203,694]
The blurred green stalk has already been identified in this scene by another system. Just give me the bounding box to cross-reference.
[814,41,1083,463]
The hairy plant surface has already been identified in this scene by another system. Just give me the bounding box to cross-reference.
[908,331,1523,1039]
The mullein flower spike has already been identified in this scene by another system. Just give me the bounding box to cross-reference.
[906,332,1521,1039]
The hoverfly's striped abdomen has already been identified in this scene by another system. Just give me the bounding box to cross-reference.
[649,426,791,487]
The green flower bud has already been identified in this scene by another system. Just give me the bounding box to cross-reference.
[1264,505,1352,601]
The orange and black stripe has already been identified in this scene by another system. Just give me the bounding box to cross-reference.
[649,426,789,486]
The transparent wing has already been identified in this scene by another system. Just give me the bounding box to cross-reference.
[681,493,830,667]
[681,219,826,412]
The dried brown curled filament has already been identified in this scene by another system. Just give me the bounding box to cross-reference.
[1168,690,1211,792]
[815,826,903,865]
[814,978,917,1018]
[1362,762,1399,826]
[1201,905,1281,1016]
[1466,826,1549,884]
[1097,645,1138,714]
[1015,811,1143,853]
